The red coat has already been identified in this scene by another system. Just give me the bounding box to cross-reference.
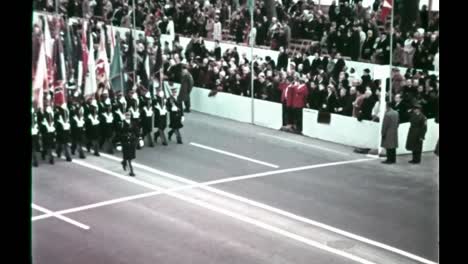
[291,84,309,108]
[278,82,289,103]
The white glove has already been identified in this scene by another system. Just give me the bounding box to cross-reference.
[182,116,185,123]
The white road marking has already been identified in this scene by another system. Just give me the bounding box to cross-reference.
[97,152,437,264]
[32,158,372,222]
[51,158,377,264]
[189,142,280,168]
[31,203,90,230]
[32,191,160,221]
[259,132,352,156]
[37,153,435,264]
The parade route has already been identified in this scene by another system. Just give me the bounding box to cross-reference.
[32,111,439,264]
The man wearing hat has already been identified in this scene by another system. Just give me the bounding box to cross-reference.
[85,100,101,156]
[405,103,427,164]
[179,65,194,113]
[128,91,143,149]
[70,105,86,159]
[153,86,168,146]
[121,121,137,177]
[55,104,73,162]
[141,92,155,147]
[167,87,184,144]
[40,113,56,165]
[381,102,399,164]
[99,98,115,154]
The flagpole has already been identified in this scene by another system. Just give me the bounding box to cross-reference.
[250,0,254,124]
[132,0,137,90]
[388,0,394,103]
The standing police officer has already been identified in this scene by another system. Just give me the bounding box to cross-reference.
[405,104,427,164]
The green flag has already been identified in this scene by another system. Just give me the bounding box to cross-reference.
[110,38,124,93]
[247,0,254,15]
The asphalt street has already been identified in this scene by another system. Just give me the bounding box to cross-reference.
[32,111,439,264]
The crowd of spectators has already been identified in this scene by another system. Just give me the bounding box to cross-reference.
[33,0,439,135]
[34,0,439,71]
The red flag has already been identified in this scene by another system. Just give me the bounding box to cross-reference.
[53,33,67,106]
[381,0,393,23]
[43,15,55,93]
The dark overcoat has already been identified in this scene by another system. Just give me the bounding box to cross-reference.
[381,109,399,149]
[405,113,427,151]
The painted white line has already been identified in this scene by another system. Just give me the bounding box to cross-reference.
[66,158,377,264]
[97,152,437,264]
[32,191,160,222]
[167,190,377,264]
[259,132,351,156]
[32,159,372,222]
[189,142,280,168]
[31,204,90,230]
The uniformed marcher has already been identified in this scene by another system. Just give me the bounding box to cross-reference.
[405,103,427,164]
[99,98,115,154]
[39,97,55,160]
[141,92,155,147]
[128,92,143,149]
[113,95,127,150]
[40,114,56,164]
[70,106,86,159]
[153,86,168,146]
[55,104,72,162]
[32,108,40,167]
[381,102,399,164]
[85,100,101,156]
[121,113,137,177]
[167,87,184,144]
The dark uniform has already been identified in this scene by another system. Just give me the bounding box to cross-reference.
[55,105,72,162]
[40,115,56,164]
[113,96,127,149]
[32,109,40,167]
[85,102,101,156]
[99,100,115,154]
[121,113,136,176]
[381,107,399,164]
[141,93,155,147]
[70,107,86,159]
[153,90,168,145]
[167,92,184,144]
[39,105,55,160]
[128,98,142,149]
[405,104,427,164]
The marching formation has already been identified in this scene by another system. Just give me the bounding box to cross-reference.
[31,84,185,177]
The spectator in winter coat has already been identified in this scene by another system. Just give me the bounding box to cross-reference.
[336,88,353,116]
[291,78,309,132]
[213,17,222,42]
[277,47,289,71]
[322,84,338,113]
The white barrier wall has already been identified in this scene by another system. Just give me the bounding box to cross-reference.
[190,87,253,123]
[253,99,283,130]
[302,109,380,149]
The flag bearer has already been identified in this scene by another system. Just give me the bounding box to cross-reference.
[86,100,101,156]
[99,98,115,154]
[40,114,56,164]
[153,86,168,146]
[55,104,72,162]
[32,108,40,167]
[70,106,86,159]
[167,87,184,144]
[141,92,155,147]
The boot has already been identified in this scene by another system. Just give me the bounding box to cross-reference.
[121,160,127,171]
[168,130,174,141]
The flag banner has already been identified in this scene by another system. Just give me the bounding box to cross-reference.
[84,35,97,99]
[33,41,48,110]
[381,0,393,22]
[42,14,55,92]
[81,20,89,84]
[77,60,83,89]
[97,25,110,84]
[110,36,125,93]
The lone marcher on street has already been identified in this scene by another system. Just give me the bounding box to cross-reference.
[121,113,137,177]
[405,103,427,164]
[381,102,399,164]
